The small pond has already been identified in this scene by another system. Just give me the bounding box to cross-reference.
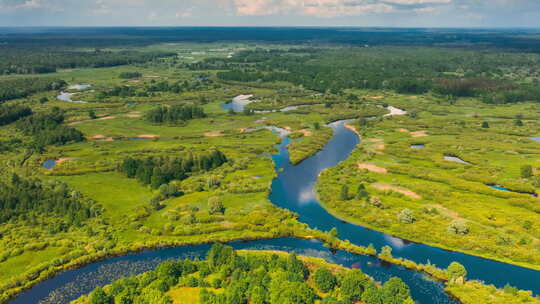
[530,137,540,143]
[444,155,470,165]
[57,84,92,103]
[410,144,425,149]
[41,160,57,169]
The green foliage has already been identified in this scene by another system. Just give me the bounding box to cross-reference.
[313,268,337,293]
[481,121,490,129]
[397,209,415,224]
[340,269,368,303]
[381,277,412,304]
[0,78,66,102]
[0,174,97,226]
[0,104,32,126]
[119,71,142,79]
[15,107,84,147]
[356,184,369,199]
[145,104,206,125]
[89,287,112,304]
[0,48,173,75]
[340,185,350,201]
[447,220,470,235]
[447,262,467,281]
[119,150,227,188]
[208,197,225,214]
[520,165,533,179]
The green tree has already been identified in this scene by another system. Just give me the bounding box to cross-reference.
[150,167,165,189]
[397,209,415,224]
[481,121,490,128]
[314,268,337,293]
[340,269,368,302]
[447,262,467,281]
[88,110,97,119]
[447,220,469,235]
[340,185,350,201]
[208,196,225,214]
[356,184,369,199]
[361,282,382,304]
[521,165,533,179]
[89,287,112,304]
[381,277,411,304]
[514,119,524,126]
[379,246,393,259]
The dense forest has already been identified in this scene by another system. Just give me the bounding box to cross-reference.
[0,174,97,228]
[119,150,227,189]
[144,104,206,124]
[79,244,414,304]
[0,104,32,126]
[15,107,85,147]
[212,48,540,103]
[0,48,175,75]
[0,77,66,102]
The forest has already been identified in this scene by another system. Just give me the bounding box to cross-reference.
[0,174,97,228]
[119,150,227,189]
[0,48,175,75]
[15,107,85,148]
[0,77,66,102]
[75,244,414,304]
[145,105,206,125]
[213,48,540,103]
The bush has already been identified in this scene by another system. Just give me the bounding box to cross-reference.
[521,165,533,179]
[208,197,225,214]
[397,209,415,224]
[448,220,469,235]
[447,262,467,281]
[314,268,337,293]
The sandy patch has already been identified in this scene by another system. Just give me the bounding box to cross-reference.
[398,128,409,133]
[144,75,161,79]
[90,135,114,141]
[372,184,421,199]
[345,124,360,136]
[370,96,384,99]
[138,134,159,139]
[57,157,75,164]
[97,116,116,121]
[365,138,383,143]
[204,131,224,137]
[358,163,388,174]
[284,126,293,131]
[124,113,142,118]
[411,131,429,137]
[298,129,313,137]
[375,144,385,151]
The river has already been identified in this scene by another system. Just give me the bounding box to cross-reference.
[10,119,540,304]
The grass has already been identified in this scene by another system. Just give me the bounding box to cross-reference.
[317,94,540,270]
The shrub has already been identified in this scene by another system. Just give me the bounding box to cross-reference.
[447,220,469,235]
[397,209,415,224]
[520,165,533,179]
[313,268,337,293]
[447,262,467,281]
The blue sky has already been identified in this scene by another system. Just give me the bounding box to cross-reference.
[1,0,540,27]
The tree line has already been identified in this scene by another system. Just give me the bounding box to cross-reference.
[214,48,540,103]
[144,104,206,125]
[84,244,415,304]
[0,174,97,228]
[16,107,85,148]
[0,104,32,126]
[119,150,227,189]
[0,78,66,103]
[0,48,175,75]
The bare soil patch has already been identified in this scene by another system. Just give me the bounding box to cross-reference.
[358,163,388,174]
[372,184,421,199]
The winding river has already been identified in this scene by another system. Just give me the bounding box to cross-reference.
[10,119,540,304]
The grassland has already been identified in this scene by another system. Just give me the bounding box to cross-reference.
[317,91,540,270]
